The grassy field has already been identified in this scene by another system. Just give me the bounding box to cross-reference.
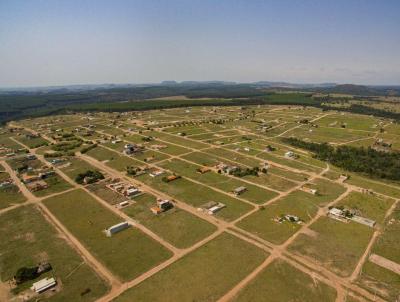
[87,183,127,205]
[85,145,143,172]
[123,193,217,248]
[158,158,278,204]
[113,233,268,302]
[0,135,25,151]
[134,173,254,221]
[335,191,394,225]
[14,134,49,148]
[0,205,109,301]
[237,180,345,244]
[33,174,73,197]
[59,157,101,180]
[146,131,209,150]
[5,104,400,301]
[356,260,400,301]
[43,189,173,281]
[237,191,317,244]
[288,217,374,277]
[0,170,26,209]
[232,259,337,302]
[370,202,400,264]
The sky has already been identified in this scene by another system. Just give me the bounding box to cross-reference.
[0,0,399,87]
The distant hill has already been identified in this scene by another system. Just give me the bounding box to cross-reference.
[312,84,400,96]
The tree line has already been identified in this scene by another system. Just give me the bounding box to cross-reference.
[282,137,400,181]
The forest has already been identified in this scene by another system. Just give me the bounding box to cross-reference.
[1,83,399,125]
[282,137,400,181]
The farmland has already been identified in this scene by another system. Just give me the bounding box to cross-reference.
[1,103,400,302]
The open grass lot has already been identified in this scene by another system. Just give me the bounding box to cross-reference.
[158,158,278,204]
[356,260,400,301]
[59,157,101,181]
[146,131,209,150]
[242,171,298,192]
[257,151,324,173]
[236,183,345,244]
[14,134,49,149]
[113,233,268,302]
[346,173,400,199]
[181,151,240,167]
[288,217,374,277]
[85,145,143,172]
[209,147,262,167]
[147,141,192,156]
[368,202,400,264]
[0,205,109,301]
[315,113,380,131]
[231,259,337,302]
[123,193,217,248]
[0,135,25,151]
[32,174,73,197]
[130,149,170,163]
[0,168,26,209]
[335,191,394,225]
[0,183,26,209]
[87,182,127,205]
[103,140,171,163]
[135,173,254,221]
[6,156,43,170]
[43,189,173,281]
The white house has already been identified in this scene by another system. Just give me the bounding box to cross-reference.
[105,222,130,237]
[31,277,57,293]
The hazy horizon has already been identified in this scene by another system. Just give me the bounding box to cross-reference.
[1,0,399,87]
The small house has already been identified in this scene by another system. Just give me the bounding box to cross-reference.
[151,199,173,215]
[124,187,140,197]
[197,167,210,174]
[26,180,48,192]
[301,186,317,195]
[118,200,130,208]
[207,203,226,215]
[233,186,247,196]
[105,221,130,237]
[284,151,297,159]
[149,169,164,177]
[31,277,57,294]
[22,174,40,184]
[26,154,37,160]
[150,206,162,215]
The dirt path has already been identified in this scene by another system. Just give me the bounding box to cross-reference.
[7,117,393,302]
[4,140,122,292]
[369,254,400,275]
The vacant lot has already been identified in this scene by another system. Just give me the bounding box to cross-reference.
[87,182,127,205]
[0,205,109,301]
[33,174,73,197]
[288,217,374,277]
[135,173,254,221]
[158,158,278,204]
[237,190,319,244]
[43,189,172,281]
[356,260,400,301]
[123,193,217,248]
[232,259,337,302]
[86,145,143,172]
[0,170,26,209]
[59,157,101,180]
[335,191,394,225]
[113,233,267,302]
[14,134,49,148]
